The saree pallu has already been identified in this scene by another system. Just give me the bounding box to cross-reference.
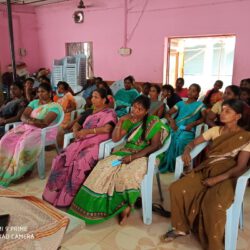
[67,115,170,224]
[169,130,250,250]
[42,108,117,207]
[159,101,205,173]
[0,103,62,187]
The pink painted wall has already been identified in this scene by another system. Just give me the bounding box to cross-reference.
[3,0,249,83]
[0,5,40,74]
[34,0,250,84]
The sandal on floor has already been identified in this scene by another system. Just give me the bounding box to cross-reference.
[152,203,171,218]
[160,230,187,243]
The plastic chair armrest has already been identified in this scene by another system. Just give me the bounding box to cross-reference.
[63,132,74,149]
[4,122,23,132]
[174,141,208,180]
[104,137,126,157]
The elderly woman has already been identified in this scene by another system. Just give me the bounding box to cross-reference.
[114,75,140,117]
[0,82,27,137]
[0,83,63,187]
[43,88,117,207]
[159,83,206,173]
[67,95,170,224]
[161,99,250,250]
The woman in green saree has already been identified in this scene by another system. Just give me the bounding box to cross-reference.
[68,95,170,224]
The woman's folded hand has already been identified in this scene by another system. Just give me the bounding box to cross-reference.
[201,176,221,187]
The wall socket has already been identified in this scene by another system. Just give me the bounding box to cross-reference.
[119,47,132,56]
[19,48,27,57]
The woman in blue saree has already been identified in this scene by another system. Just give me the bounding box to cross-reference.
[159,83,206,173]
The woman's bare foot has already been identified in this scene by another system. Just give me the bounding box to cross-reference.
[160,230,188,243]
[119,206,131,225]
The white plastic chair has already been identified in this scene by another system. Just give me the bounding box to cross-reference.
[195,123,208,138]
[110,80,124,96]
[103,131,171,225]
[174,143,249,250]
[63,132,110,160]
[74,96,86,109]
[70,96,86,122]
[5,107,64,179]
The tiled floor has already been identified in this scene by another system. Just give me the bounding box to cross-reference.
[9,149,250,250]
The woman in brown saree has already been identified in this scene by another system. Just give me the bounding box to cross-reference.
[161,99,250,250]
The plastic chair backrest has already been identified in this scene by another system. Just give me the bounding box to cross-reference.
[74,96,86,109]
[110,80,124,96]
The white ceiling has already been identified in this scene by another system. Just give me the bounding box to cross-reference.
[0,0,71,6]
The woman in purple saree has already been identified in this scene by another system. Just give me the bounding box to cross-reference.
[43,88,117,207]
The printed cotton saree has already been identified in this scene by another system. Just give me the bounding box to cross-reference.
[0,102,62,187]
[43,108,117,207]
[169,129,250,250]
[68,115,170,224]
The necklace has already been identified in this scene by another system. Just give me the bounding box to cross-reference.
[93,107,105,113]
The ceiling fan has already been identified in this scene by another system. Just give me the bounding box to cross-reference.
[77,0,85,9]
[76,0,102,9]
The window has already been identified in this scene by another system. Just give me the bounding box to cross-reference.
[165,35,236,95]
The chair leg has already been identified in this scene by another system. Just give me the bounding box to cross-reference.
[239,203,244,230]
[156,172,164,202]
[141,174,153,225]
[37,148,45,179]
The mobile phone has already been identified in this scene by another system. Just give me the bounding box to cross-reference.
[179,125,186,131]
[0,214,10,236]
[111,160,122,167]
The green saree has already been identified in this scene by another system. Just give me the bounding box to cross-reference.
[67,115,170,224]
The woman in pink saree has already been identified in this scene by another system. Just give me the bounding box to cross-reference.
[43,88,117,207]
[0,83,63,187]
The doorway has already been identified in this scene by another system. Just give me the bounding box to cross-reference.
[165,35,236,95]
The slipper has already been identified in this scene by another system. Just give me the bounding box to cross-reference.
[152,203,171,218]
[160,230,187,243]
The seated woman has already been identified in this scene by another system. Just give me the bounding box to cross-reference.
[240,87,250,106]
[96,81,115,108]
[0,82,27,138]
[53,81,77,148]
[67,95,170,224]
[24,78,36,102]
[161,99,250,250]
[114,75,140,117]
[42,88,117,207]
[148,84,165,118]
[141,82,152,96]
[159,83,206,173]
[206,85,240,127]
[161,84,182,109]
[203,80,223,108]
[175,78,188,98]
[0,83,62,187]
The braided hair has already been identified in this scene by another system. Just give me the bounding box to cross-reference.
[132,95,151,140]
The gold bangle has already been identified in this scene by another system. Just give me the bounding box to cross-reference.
[93,128,96,134]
